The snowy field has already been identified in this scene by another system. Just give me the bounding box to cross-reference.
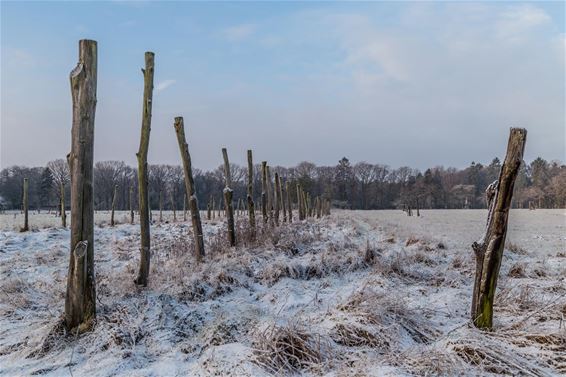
[0,209,564,376]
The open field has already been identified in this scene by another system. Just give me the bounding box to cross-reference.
[0,209,565,376]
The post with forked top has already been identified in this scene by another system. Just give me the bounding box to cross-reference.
[222,148,236,246]
[471,127,527,329]
[65,39,97,330]
[174,117,205,261]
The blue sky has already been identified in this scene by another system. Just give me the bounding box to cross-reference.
[1,1,564,170]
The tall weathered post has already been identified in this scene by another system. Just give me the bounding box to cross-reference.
[286,181,293,223]
[222,148,236,246]
[21,178,29,232]
[261,161,268,225]
[135,51,154,287]
[61,182,67,228]
[471,128,527,329]
[110,184,117,226]
[65,39,97,330]
[174,117,205,261]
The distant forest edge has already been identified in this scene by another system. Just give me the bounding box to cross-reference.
[0,156,564,211]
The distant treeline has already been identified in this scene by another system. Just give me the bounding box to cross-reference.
[0,156,564,211]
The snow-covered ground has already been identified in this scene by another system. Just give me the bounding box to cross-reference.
[0,209,564,376]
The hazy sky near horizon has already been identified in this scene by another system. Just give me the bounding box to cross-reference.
[1,1,564,171]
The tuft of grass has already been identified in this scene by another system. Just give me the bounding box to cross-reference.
[252,323,329,374]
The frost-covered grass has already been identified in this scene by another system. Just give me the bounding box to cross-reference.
[0,210,564,376]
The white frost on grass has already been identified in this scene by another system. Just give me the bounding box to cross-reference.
[0,209,564,376]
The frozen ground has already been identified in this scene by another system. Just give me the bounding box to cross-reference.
[0,209,564,376]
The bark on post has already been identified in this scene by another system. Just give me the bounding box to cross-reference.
[110,184,117,226]
[174,117,205,261]
[261,161,268,225]
[222,148,236,246]
[65,39,97,330]
[135,51,154,287]
[471,128,527,329]
[129,186,134,224]
[21,178,29,232]
[207,198,212,220]
[61,182,67,228]
[286,181,293,223]
[274,172,281,226]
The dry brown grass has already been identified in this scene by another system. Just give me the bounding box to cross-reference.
[252,322,330,374]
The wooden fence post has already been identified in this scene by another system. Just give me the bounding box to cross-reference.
[111,184,117,226]
[129,185,134,224]
[61,182,67,228]
[274,172,281,226]
[21,178,29,231]
[261,161,268,225]
[174,117,205,260]
[65,39,97,329]
[286,181,293,223]
[135,51,154,287]
[247,150,256,236]
[222,148,236,246]
[471,128,527,329]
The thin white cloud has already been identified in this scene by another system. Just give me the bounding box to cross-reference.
[222,23,256,42]
[496,4,550,42]
[155,79,176,93]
